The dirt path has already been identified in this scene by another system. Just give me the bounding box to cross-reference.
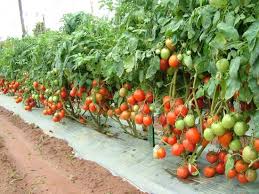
[0,107,145,194]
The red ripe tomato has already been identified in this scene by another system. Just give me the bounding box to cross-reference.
[43,109,48,115]
[160,59,169,71]
[145,91,154,103]
[157,147,166,159]
[107,109,113,117]
[60,90,67,99]
[51,104,57,112]
[82,104,89,111]
[142,104,150,114]
[237,173,248,184]
[143,115,152,126]
[206,151,219,164]
[52,116,60,122]
[33,81,39,88]
[92,80,98,87]
[188,164,199,176]
[120,111,131,120]
[167,112,177,125]
[162,136,168,143]
[203,166,216,178]
[254,139,259,152]
[252,161,259,169]
[177,166,189,179]
[197,97,205,109]
[167,136,177,145]
[235,160,248,173]
[99,87,108,96]
[164,106,170,113]
[218,132,233,148]
[135,113,144,124]
[175,104,188,117]
[89,103,97,112]
[47,109,53,115]
[114,108,122,115]
[70,87,77,97]
[185,128,201,144]
[56,102,63,110]
[123,83,132,90]
[174,98,184,107]
[85,97,92,105]
[227,169,237,179]
[183,139,195,152]
[159,114,167,127]
[120,103,128,111]
[133,89,145,102]
[163,96,171,109]
[127,95,136,106]
[203,75,210,84]
[216,162,225,174]
[169,54,180,68]
[59,110,65,118]
[218,150,228,162]
[163,95,170,103]
[171,143,184,156]
[172,127,182,135]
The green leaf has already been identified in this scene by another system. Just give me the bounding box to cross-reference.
[146,56,160,79]
[195,87,204,98]
[209,33,226,50]
[243,21,259,51]
[229,57,240,78]
[217,22,239,41]
[210,0,228,9]
[207,78,217,96]
[225,78,241,100]
[115,62,124,77]
[127,37,138,52]
[225,154,234,176]
[239,84,253,102]
[249,39,259,65]
[213,11,220,25]
[124,55,136,73]
[139,69,144,83]
[249,111,259,138]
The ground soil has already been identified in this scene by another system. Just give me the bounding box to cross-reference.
[0,106,145,194]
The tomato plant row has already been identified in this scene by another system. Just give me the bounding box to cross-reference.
[0,0,258,184]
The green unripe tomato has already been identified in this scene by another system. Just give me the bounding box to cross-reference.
[155,49,161,55]
[211,122,225,136]
[175,119,185,130]
[184,114,195,127]
[234,121,248,136]
[222,114,235,129]
[204,128,215,141]
[216,58,229,73]
[229,139,242,151]
[160,48,171,60]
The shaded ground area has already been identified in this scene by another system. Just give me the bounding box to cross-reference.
[0,106,145,194]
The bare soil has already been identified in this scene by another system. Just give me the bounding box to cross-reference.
[0,106,145,194]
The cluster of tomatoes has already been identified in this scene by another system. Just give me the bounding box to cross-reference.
[153,96,204,179]
[82,80,112,117]
[202,112,258,182]
[107,85,154,127]
[157,39,182,73]
[0,79,20,94]
[203,147,259,183]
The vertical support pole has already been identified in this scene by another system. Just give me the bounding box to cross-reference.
[148,115,155,147]
[90,0,94,15]
[18,0,26,37]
